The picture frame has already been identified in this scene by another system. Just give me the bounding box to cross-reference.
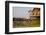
[5,1,45,34]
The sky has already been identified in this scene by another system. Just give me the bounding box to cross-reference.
[13,7,34,19]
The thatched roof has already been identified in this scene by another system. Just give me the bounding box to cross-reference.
[32,8,40,12]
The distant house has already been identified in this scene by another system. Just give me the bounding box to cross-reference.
[31,8,40,16]
[28,8,40,19]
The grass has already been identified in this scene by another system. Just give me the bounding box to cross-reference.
[13,18,40,28]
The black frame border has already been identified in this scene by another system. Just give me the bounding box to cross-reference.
[5,1,45,34]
